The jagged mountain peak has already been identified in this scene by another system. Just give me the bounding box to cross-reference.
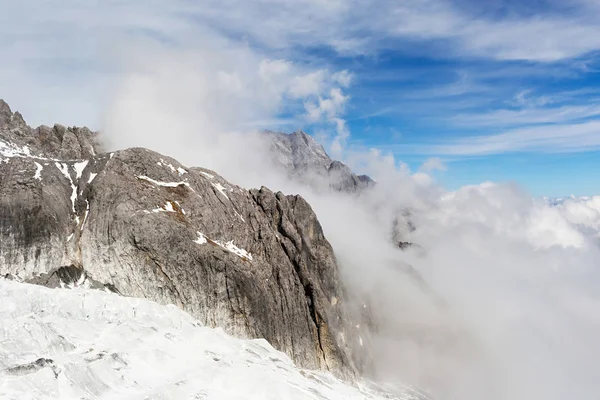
[264,129,330,169]
[263,129,373,193]
[0,99,11,118]
[0,100,101,160]
[0,99,27,131]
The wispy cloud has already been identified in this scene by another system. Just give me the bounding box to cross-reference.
[209,0,600,62]
[420,157,447,172]
[450,105,600,128]
[4,1,600,69]
[3,0,600,165]
[405,121,600,156]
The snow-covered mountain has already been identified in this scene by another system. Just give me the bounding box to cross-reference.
[0,279,427,400]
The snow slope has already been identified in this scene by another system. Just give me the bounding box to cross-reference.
[0,280,420,400]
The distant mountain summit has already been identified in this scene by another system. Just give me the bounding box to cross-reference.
[264,130,373,193]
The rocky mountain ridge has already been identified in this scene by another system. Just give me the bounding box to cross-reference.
[0,99,365,379]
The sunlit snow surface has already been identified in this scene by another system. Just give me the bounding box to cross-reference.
[33,162,43,180]
[136,175,191,188]
[0,139,33,160]
[194,232,253,261]
[0,280,417,400]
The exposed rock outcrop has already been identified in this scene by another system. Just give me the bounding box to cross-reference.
[264,130,374,193]
[0,100,358,379]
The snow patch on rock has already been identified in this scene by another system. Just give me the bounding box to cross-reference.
[211,182,229,199]
[193,232,253,261]
[150,202,176,213]
[73,160,88,180]
[194,232,208,245]
[87,172,97,184]
[55,162,77,214]
[0,139,32,159]
[158,159,187,176]
[33,162,43,180]
[218,240,253,261]
[137,175,192,189]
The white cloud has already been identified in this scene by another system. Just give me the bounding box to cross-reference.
[407,120,600,156]
[426,182,590,249]
[511,89,555,108]
[3,0,600,157]
[288,70,328,98]
[302,86,352,157]
[304,88,350,122]
[259,59,291,77]
[299,150,600,399]
[258,59,292,84]
[332,70,353,87]
[379,1,600,62]
[187,0,600,62]
[411,171,435,186]
[558,196,600,239]
[420,157,447,172]
[451,104,600,128]
[330,118,350,158]
[191,0,600,62]
[216,71,244,93]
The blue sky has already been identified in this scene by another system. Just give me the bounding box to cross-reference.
[1,0,599,197]
[337,52,600,196]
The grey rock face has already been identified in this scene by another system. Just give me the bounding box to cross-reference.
[0,102,358,379]
[264,130,374,193]
[264,130,332,173]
